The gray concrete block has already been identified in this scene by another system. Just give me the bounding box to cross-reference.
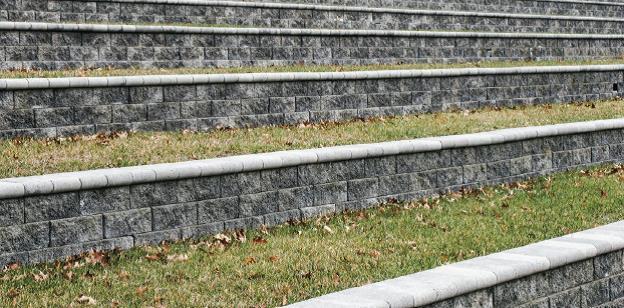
[239,191,278,217]
[0,222,48,255]
[582,279,611,307]
[152,202,197,231]
[24,192,80,223]
[50,215,103,246]
[103,208,151,238]
[0,198,23,227]
[131,181,178,208]
[197,197,239,223]
[79,187,131,215]
[594,251,623,279]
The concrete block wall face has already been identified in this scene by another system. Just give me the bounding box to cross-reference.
[8,0,624,20]
[137,0,624,18]
[4,1,624,34]
[2,25,624,71]
[1,121,624,267]
[421,251,624,307]
[291,218,624,307]
[0,68,622,139]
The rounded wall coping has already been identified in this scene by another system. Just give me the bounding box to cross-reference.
[2,64,624,90]
[1,118,624,199]
[74,0,624,9]
[4,21,624,39]
[29,0,624,23]
[286,220,624,307]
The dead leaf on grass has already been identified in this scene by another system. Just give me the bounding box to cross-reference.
[268,255,280,263]
[136,286,148,297]
[243,256,256,265]
[323,225,334,234]
[75,295,97,305]
[166,254,189,263]
[33,271,48,282]
[253,236,268,244]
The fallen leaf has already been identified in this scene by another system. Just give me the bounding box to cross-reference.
[166,254,189,263]
[601,190,608,199]
[323,225,334,234]
[33,271,48,282]
[64,271,74,280]
[253,236,268,244]
[243,256,256,265]
[268,255,280,263]
[145,254,161,262]
[136,286,148,297]
[4,263,20,271]
[75,295,97,305]
[234,230,247,243]
[214,233,231,245]
[85,251,109,267]
[117,270,130,281]
[6,288,19,298]
[370,250,382,258]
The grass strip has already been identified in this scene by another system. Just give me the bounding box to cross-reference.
[1,59,624,78]
[1,99,623,179]
[1,165,623,306]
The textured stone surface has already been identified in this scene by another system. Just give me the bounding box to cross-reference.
[3,120,624,289]
[1,67,622,139]
[7,0,624,34]
[0,22,623,72]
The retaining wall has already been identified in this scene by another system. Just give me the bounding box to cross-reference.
[2,118,624,267]
[10,0,624,19]
[1,65,623,139]
[202,0,624,18]
[6,1,624,34]
[291,220,624,307]
[2,22,624,70]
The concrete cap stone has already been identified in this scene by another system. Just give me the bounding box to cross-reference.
[288,223,624,307]
[2,118,624,200]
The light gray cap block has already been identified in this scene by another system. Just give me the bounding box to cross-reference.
[3,118,624,200]
[287,221,624,307]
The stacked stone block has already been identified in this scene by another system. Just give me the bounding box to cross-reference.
[2,23,624,71]
[4,1,624,34]
[8,0,624,21]
[291,220,624,307]
[1,119,624,267]
[0,66,622,139]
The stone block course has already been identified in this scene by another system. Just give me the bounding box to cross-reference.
[291,220,624,307]
[2,119,624,268]
[0,22,624,70]
[1,65,624,139]
[10,0,624,34]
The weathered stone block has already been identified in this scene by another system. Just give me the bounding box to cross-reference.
[50,215,103,246]
[152,203,197,231]
[131,182,178,208]
[25,192,80,223]
[0,198,23,227]
[104,208,151,238]
[239,191,278,217]
[197,197,239,223]
[0,222,48,255]
[80,187,131,215]
[314,182,347,206]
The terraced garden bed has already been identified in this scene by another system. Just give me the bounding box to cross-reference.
[1,59,623,79]
[1,164,623,306]
[1,98,623,179]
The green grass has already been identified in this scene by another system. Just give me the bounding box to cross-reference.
[1,58,624,78]
[1,99,624,179]
[2,165,624,307]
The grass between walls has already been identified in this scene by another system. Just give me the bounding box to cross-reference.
[1,165,623,306]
